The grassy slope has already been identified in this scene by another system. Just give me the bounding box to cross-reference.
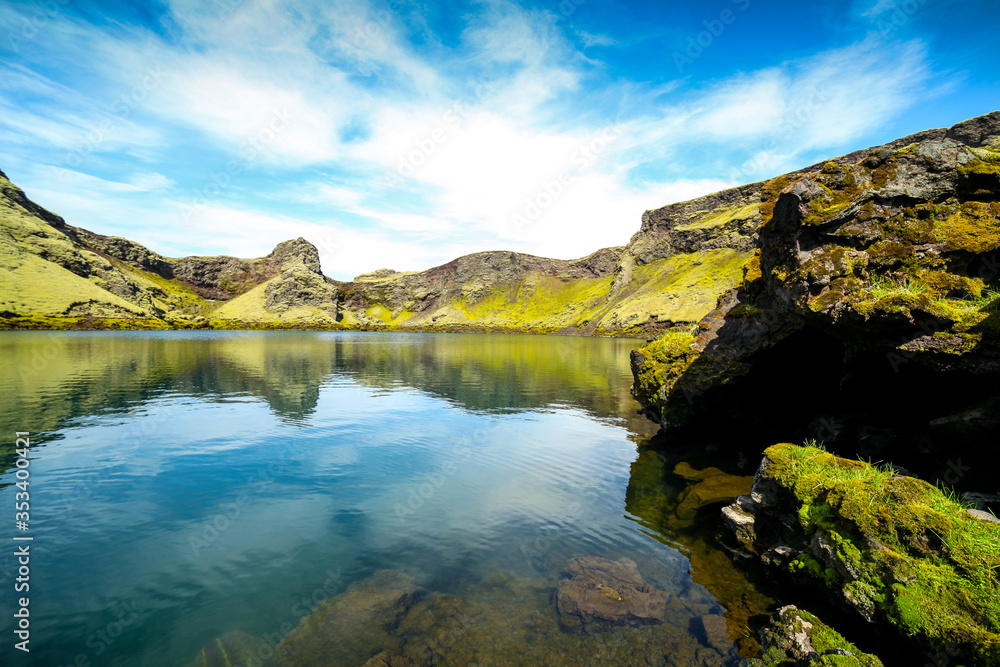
[2,162,754,333]
[210,279,339,327]
[597,248,751,333]
[331,248,752,335]
[0,173,227,328]
[0,199,150,322]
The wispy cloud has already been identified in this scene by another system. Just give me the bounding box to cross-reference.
[577,31,617,48]
[129,172,174,191]
[0,0,962,279]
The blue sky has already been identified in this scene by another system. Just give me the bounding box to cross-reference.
[1,0,998,280]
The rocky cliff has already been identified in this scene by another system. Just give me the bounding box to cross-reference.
[0,167,758,333]
[631,112,1000,453]
[627,111,1000,666]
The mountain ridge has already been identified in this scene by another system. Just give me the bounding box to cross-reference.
[3,111,998,334]
[0,168,759,333]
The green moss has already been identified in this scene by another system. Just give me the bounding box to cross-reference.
[743,251,763,285]
[796,609,880,666]
[596,248,752,332]
[760,174,793,227]
[729,302,764,318]
[0,315,178,330]
[958,149,1000,176]
[631,331,698,414]
[864,275,929,301]
[790,553,841,589]
[675,202,758,231]
[803,182,857,226]
[934,201,1000,254]
[765,444,1000,664]
[453,274,614,328]
[752,607,883,666]
[0,315,80,330]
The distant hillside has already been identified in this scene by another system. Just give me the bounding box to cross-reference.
[0,168,760,334]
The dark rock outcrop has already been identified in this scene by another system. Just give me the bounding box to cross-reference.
[632,111,1000,436]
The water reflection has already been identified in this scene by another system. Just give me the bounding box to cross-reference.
[0,331,652,434]
[0,331,772,666]
[625,439,776,657]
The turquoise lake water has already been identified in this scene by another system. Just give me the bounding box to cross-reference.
[0,331,758,666]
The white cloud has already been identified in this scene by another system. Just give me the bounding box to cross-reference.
[646,38,931,171]
[129,172,173,191]
[41,166,147,193]
[577,31,617,48]
[860,0,900,18]
[0,0,942,281]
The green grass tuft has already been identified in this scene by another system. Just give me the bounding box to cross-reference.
[864,275,930,301]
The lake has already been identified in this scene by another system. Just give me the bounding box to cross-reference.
[0,331,767,666]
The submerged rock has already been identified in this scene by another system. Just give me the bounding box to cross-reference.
[187,566,740,667]
[275,569,419,666]
[555,556,671,634]
[742,606,883,667]
[696,613,731,653]
[672,463,754,525]
[361,652,414,667]
[184,630,279,667]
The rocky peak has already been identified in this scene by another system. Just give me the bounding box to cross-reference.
[945,109,1000,147]
[266,237,323,275]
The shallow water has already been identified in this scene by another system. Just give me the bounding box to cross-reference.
[0,331,765,666]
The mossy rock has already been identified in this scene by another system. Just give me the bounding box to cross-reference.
[744,605,883,667]
[630,112,1000,431]
[742,444,1000,665]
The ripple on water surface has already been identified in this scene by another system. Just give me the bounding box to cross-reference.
[0,331,761,666]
